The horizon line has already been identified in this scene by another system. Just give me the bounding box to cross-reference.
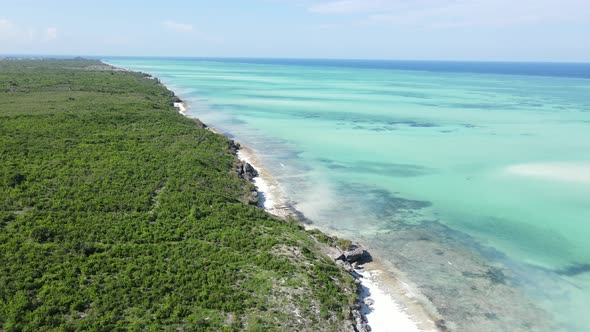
[2,53,590,65]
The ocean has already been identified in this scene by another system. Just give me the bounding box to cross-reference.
[105,57,590,331]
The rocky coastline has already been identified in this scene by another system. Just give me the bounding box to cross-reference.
[224,135,373,332]
[166,88,427,332]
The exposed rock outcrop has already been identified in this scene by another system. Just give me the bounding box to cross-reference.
[247,191,259,206]
[326,242,372,331]
[236,161,259,181]
[228,140,240,155]
[344,247,366,263]
[350,301,371,332]
[336,259,354,272]
[331,242,369,264]
[232,145,260,206]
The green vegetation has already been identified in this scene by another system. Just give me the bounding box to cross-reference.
[306,229,353,251]
[0,59,356,331]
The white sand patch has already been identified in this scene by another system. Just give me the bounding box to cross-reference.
[173,102,188,116]
[505,162,590,183]
[359,269,424,332]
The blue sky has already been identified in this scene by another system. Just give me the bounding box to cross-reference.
[1,0,589,61]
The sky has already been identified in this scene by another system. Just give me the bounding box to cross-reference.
[1,0,589,62]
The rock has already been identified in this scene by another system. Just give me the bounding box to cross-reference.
[344,247,366,263]
[436,319,450,332]
[351,307,371,332]
[336,259,353,272]
[334,252,346,262]
[248,191,259,205]
[355,317,364,330]
[237,162,258,181]
[228,140,240,154]
[244,162,257,175]
[191,118,207,129]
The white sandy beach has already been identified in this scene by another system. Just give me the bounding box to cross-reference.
[360,269,423,332]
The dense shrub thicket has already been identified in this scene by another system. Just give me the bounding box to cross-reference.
[0,59,356,331]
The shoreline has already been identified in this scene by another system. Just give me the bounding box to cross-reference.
[101,59,578,332]
[172,100,438,332]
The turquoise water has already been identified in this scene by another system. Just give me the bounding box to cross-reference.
[106,58,590,331]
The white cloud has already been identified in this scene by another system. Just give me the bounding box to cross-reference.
[160,20,222,43]
[44,27,57,41]
[26,28,36,41]
[162,20,193,32]
[308,0,590,28]
[309,0,386,14]
[0,18,14,30]
[0,18,16,40]
[0,18,57,43]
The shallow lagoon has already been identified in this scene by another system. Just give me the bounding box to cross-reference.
[106,58,590,331]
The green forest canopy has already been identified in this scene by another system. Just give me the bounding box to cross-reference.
[0,59,356,331]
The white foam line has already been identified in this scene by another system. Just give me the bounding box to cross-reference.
[173,102,188,115]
